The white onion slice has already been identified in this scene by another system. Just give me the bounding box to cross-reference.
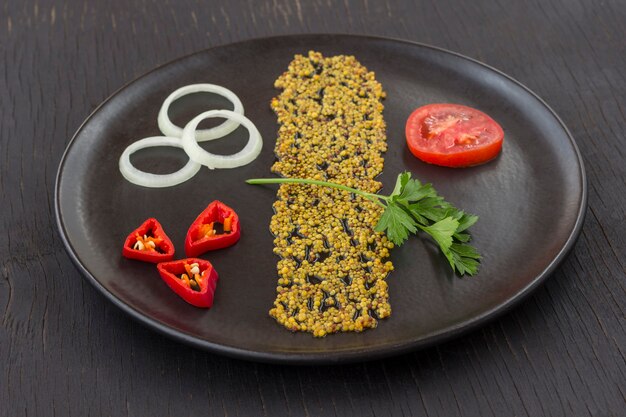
[181,110,263,169]
[119,136,202,187]
[157,84,244,141]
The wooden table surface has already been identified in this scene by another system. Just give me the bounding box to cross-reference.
[2,0,625,415]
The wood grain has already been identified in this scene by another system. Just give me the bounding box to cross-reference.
[1,0,625,415]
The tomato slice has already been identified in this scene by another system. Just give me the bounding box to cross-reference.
[405,104,504,167]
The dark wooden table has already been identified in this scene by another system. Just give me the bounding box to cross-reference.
[2,0,625,415]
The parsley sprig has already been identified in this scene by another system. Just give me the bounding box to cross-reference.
[246,172,481,276]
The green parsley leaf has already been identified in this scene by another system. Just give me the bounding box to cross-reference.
[456,212,479,233]
[423,217,459,252]
[408,197,451,223]
[453,231,471,243]
[398,179,432,202]
[390,171,410,198]
[375,204,417,246]
[450,243,481,275]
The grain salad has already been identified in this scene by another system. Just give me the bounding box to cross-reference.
[269,51,394,337]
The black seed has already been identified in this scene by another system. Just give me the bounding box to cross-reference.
[317,161,329,170]
[369,309,380,320]
[314,251,331,263]
[340,218,353,236]
[307,275,323,285]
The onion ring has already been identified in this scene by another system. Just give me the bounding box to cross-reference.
[181,110,263,169]
[119,136,201,188]
[157,84,244,141]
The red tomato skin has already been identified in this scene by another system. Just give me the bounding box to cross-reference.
[405,104,504,168]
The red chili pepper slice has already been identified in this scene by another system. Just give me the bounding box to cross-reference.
[157,258,219,308]
[122,218,175,263]
[185,200,241,257]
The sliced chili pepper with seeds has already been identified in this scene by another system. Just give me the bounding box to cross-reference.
[157,258,219,308]
[185,200,241,257]
[122,218,175,263]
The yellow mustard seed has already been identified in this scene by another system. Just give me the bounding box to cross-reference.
[268,51,393,337]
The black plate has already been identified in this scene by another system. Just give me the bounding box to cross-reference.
[55,35,586,364]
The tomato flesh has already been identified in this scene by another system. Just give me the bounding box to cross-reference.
[405,104,504,167]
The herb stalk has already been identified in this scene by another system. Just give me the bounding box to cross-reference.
[246,172,481,276]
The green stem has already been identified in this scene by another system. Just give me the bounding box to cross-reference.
[246,178,387,207]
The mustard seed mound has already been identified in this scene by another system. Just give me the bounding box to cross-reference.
[269,51,394,337]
